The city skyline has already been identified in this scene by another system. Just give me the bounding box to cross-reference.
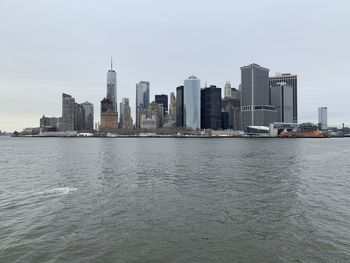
[1,0,349,131]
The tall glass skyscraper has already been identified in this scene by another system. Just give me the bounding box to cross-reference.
[318,107,328,130]
[107,57,117,112]
[184,76,201,130]
[81,101,94,131]
[136,81,150,128]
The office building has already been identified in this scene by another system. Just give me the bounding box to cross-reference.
[169,92,176,117]
[61,93,75,131]
[224,81,232,98]
[74,103,85,131]
[40,115,58,130]
[184,75,201,130]
[155,94,168,115]
[231,88,239,99]
[176,86,184,127]
[140,114,157,129]
[100,59,118,131]
[221,97,241,130]
[81,101,94,131]
[270,83,293,123]
[241,63,277,131]
[221,112,229,130]
[269,73,298,123]
[136,81,150,128]
[318,107,328,130]
[107,57,117,112]
[120,98,133,129]
[201,85,222,130]
[100,97,118,130]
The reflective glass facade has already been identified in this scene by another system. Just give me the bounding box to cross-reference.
[184,76,201,130]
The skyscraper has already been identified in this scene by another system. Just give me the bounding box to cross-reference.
[270,83,293,123]
[81,101,94,131]
[61,93,75,131]
[240,63,277,130]
[269,73,298,123]
[318,107,328,130]
[101,58,118,131]
[221,97,241,130]
[176,86,184,128]
[184,76,201,130]
[155,94,168,115]
[136,81,150,128]
[107,57,117,112]
[74,103,85,131]
[201,85,222,130]
[120,98,133,129]
[169,92,176,118]
[100,97,118,130]
[224,81,232,98]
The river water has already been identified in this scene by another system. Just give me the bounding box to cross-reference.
[1,137,350,262]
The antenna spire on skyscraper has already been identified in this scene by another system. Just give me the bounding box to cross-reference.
[111,55,113,70]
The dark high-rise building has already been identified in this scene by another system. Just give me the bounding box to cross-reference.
[81,101,94,131]
[176,86,184,127]
[101,97,114,112]
[221,112,229,130]
[201,85,222,130]
[270,83,293,123]
[240,63,277,130]
[221,97,241,130]
[74,103,85,131]
[100,97,118,130]
[61,93,75,131]
[155,94,168,115]
[269,73,297,123]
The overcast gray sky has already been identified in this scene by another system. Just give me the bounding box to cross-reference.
[0,0,349,131]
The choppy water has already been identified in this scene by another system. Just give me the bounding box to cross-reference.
[1,137,350,262]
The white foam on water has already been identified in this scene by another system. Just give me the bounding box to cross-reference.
[37,187,78,196]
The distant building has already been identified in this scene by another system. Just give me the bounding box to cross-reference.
[155,94,168,115]
[61,93,75,131]
[270,83,293,123]
[221,112,229,130]
[176,85,184,128]
[318,107,328,130]
[184,75,201,130]
[140,113,157,129]
[136,81,150,128]
[120,98,133,129]
[101,59,118,131]
[164,92,176,128]
[224,81,232,98]
[240,63,277,131]
[150,101,164,128]
[81,101,94,131]
[221,97,241,130]
[100,97,118,130]
[40,115,58,130]
[107,57,117,112]
[231,88,239,99]
[269,73,298,123]
[169,92,176,117]
[74,103,85,131]
[201,85,222,130]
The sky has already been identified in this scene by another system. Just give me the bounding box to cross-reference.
[0,0,349,132]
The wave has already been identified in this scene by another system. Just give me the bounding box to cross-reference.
[36,187,78,196]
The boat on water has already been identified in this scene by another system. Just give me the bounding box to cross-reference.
[279,130,328,138]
